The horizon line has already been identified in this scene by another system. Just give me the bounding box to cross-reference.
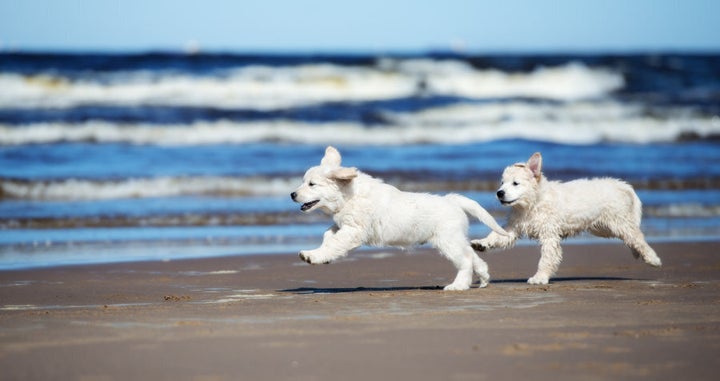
[2,46,720,56]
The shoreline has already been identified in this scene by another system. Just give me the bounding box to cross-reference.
[2,234,719,272]
[1,241,719,380]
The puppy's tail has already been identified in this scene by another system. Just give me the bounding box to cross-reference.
[445,194,508,236]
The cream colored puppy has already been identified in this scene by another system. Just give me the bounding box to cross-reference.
[291,146,507,290]
[472,152,662,285]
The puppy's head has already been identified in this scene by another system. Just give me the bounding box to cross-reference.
[291,146,358,215]
[496,152,543,208]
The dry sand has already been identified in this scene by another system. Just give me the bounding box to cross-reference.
[1,241,719,380]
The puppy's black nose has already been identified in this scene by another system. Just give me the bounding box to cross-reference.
[291,192,297,201]
[496,190,505,199]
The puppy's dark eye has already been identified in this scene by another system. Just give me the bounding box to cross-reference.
[512,181,519,186]
[308,182,316,187]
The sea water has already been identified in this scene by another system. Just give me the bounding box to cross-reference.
[1,52,719,269]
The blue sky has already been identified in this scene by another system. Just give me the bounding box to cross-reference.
[1,0,719,53]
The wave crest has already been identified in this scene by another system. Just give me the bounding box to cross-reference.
[3,176,719,201]
[0,177,299,200]
[1,103,718,146]
[0,62,624,110]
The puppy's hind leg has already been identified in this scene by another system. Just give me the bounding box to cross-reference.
[436,240,474,291]
[621,227,662,267]
[596,221,662,267]
[618,192,661,266]
[471,251,491,288]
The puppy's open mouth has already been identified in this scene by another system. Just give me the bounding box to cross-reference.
[500,199,517,206]
[300,200,320,211]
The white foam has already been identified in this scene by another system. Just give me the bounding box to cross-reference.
[385,101,720,144]
[0,120,374,145]
[0,61,623,110]
[388,59,624,100]
[1,100,718,146]
[388,100,643,125]
[0,66,414,110]
[648,204,720,217]
[0,176,300,200]
[4,173,720,207]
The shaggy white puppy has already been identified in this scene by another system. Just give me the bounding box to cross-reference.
[291,146,508,291]
[471,152,662,285]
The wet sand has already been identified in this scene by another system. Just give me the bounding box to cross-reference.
[1,241,719,380]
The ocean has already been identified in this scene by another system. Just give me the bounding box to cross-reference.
[1,52,719,270]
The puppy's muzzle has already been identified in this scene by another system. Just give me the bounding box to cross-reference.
[497,190,515,205]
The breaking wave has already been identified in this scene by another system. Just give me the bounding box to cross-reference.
[4,203,719,230]
[0,61,623,110]
[0,176,300,200]
[2,103,718,146]
[3,176,719,202]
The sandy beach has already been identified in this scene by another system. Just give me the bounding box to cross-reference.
[1,241,719,380]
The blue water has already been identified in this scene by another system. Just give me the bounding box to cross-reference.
[1,52,719,269]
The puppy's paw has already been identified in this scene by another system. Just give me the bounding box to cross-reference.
[477,277,490,288]
[443,283,471,291]
[644,256,662,267]
[299,251,331,265]
[299,251,313,264]
[470,239,488,252]
[527,274,550,285]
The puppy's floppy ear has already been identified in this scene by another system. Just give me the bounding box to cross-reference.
[329,167,358,183]
[320,146,342,167]
[527,152,542,180]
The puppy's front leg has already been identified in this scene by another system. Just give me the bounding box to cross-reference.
[299,225,362,265]
[528,237,562,285]
[471,229,518,252]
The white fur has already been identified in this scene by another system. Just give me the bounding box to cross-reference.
[291,146,508,291]
[471,152,662,285]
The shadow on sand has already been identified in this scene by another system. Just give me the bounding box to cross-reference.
[280,276,637,294]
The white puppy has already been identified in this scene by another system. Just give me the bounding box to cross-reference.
[471,152,662,285]
[291,146,508,291]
